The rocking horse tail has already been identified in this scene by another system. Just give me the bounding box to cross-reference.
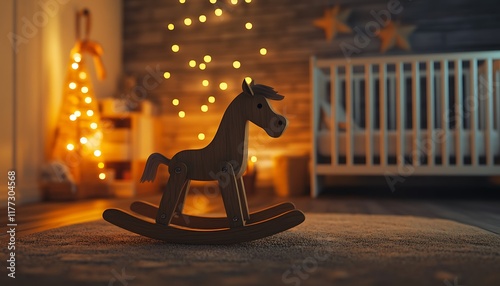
[140,153,171,183]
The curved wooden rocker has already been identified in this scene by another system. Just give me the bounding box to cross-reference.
[103,79,305,244]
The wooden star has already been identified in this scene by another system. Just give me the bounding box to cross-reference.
[313,5,352,41]
[377,21,416,53]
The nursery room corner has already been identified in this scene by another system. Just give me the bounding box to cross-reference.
[1,0,500,285]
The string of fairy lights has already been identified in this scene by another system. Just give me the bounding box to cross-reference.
[161,0,266,159]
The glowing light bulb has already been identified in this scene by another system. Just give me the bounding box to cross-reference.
[199,15,207,22]
[80,137,88,144]
[233,61,241,69]
[85,97,92,103]
[219,82,228,90]
[260,48,267,55]
[198,133,206,140]
[69,82,76,89]
[73,53,82,62]
[99,173,106,180]
[94,150,102,157]
[72,63,79,69]
[214,8,222,16]
[98,162,105,169]
[189,60,196,67]
[172,44,180,52]
[199,63,206,70]
[202,80,209,87]
[231,0,238,4]
[87,110,94,116]
[69,114,77,121]
[179,0,186,3]
[81,86,89,93]
[163,72,171,79]
[210,0,217,4]
[178,111,186,118]
[201,105,208,112]
[245,77,253,84]
[208,96,216,103]
[66,144,75,151]
[79,72,87,79]
[184,18,192,26]
[74,110,82,117]
[245,0,252,3]
[204,55,212,63]
[250,155,257,163]
[90,122,98,129]
[167,24,175,30]
[245,22,252,29]
[172,99,180,106]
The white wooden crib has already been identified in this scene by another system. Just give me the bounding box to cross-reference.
[310,51,500,197]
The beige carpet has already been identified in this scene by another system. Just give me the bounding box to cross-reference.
[3,213,500,286]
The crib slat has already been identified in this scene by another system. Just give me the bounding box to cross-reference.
[389,77,396,130]
[365,64,373,166]
[346,64,354,166]
[441,60,449,166]
[330,65,338,166]
[354,79,361,127]
[485,58,494,166]
[455,59,463,166]
[496,70,500,133]
[380,64,388,166]
[396,63,405,166]
[470,59,479,166]
[412,61,421,166]
[426,60,435,166]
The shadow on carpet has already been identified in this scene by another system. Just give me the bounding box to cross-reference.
[2,213,500,286]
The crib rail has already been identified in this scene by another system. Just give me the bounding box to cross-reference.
[311,51,500,197]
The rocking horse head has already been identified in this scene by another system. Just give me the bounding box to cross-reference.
[236,79,288,138]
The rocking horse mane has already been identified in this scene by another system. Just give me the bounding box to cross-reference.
[247,83,284,101]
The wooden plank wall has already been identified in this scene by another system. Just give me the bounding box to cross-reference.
[123,0,500,187]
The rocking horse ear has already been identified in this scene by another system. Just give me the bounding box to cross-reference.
[242,79,254,96]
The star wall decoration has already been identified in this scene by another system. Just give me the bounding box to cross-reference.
[313,5,352,41]
[376,21,416,53]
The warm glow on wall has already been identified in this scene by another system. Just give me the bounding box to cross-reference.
[172,98,180,106]
[219,82,228,90]
[163,72,171,79]
[172,44,180,52]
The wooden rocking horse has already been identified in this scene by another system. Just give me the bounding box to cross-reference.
[103,79,305,244]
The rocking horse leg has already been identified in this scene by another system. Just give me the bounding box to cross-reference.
[236,176,250,221]
[173,180,191,224]
[156,162,188,225]
[218,162,244,228]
